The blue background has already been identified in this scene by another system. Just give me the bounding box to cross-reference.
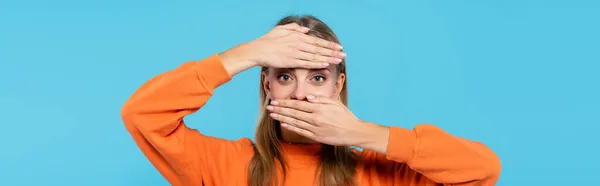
[1,0,598,185]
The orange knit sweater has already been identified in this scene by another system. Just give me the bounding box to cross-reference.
[121,54,501,186]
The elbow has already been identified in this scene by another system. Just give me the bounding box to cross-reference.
[121,100,150,138]
[120,99,141,128]
[120,101,133,120]
[120,93,144,119]
[485,153,502,183]
[470,160,501,186]
[464,140,502,184]
[474,148,502,184]
[120,103,134,120]
[465,139,502,182]
[456,156,502,186]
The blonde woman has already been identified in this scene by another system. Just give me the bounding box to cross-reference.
[121,15,501,186]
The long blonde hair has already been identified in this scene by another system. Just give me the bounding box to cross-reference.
[247,15,358,186]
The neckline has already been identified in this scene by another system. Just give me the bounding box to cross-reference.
[279,142,322,156]
[278,142,322,167]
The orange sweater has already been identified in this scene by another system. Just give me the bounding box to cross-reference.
[121,54,501,186]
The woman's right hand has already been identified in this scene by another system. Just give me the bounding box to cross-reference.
[219,23,347,76]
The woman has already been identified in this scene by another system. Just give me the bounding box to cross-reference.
[121,15,501,186]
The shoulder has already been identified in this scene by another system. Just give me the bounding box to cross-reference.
[235,137,256,154]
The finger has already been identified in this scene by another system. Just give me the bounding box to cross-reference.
[277,23,310,33]
[307,95,337,104]
[270,113,316,130]
[300,34,343,50]
[267,105,313,123]
[291,58,330,69]
[281,123,317,140]
[296,42,346,60]
[271,99,317,113]
[294,51,341,65]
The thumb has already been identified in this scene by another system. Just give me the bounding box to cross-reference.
[277,23,310,33]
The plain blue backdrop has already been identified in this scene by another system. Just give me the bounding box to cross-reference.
[1,0,599,185]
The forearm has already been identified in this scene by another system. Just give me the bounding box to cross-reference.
[219,43,258,77]
[359,123,502,184]
[121,54,231,135]
[354,121,391,154]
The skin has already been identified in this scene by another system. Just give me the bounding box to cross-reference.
[262,66,342,145]
[219,23,391,154]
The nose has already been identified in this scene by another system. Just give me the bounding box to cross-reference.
[290,82,309,101]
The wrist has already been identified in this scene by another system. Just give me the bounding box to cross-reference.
[354,121,390,154]
[219,43,258,76]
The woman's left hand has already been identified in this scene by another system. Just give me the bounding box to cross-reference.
[267,95,380,147]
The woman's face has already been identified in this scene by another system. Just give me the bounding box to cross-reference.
[262,65,344,143]
[263,65,345,102]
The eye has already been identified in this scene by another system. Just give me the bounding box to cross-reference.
[277,74,292,82]
[312,75,326,83]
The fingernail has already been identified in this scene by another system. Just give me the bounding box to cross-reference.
[302,27,310,32]
[266,105,274,110]
[307,95,315,99]
[337,45,343,49]
[321,63,329,67]
[270,113,277,118]
[270,100,278,105]
[334,58,342,63]
[339,52,346,57]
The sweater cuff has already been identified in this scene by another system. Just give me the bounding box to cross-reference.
[193,54,232,93]
[385,126,418,163]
